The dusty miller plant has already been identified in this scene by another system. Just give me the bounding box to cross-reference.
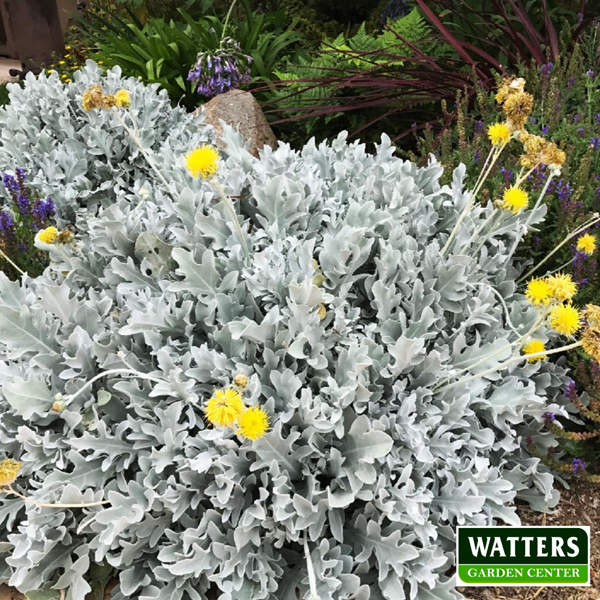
[0,64,570,600]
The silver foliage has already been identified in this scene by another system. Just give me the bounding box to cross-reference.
[0,64,569,600]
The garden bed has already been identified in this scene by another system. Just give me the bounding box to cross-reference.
[463,479,600,600]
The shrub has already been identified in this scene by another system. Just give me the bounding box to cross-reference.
[0,61,214,225]
[75,0,303,111]
[269,9,453,144]
[407,33,600,304]
[0,65,575,600]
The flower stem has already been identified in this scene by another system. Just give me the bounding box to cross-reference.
[5,485,110,508]
[505,172,554,264]
[304,532,320,600]
[517,213,600,284]
[441,143,505,257]
[435,340,582,393]
[210,178,250,260]
[221,0,238,42]
[0,247,24,276]
[112,109,170,190]
[63,368,167,406]
[459,208,499,254]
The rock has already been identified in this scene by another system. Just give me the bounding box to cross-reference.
[195,89,278,158]
[0,584,24,600]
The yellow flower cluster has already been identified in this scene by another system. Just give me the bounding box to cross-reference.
[0,458,21,487]
[82,85,131,111]
[496,77,533,131]
[204,376,270,441]
[525,273,580,337]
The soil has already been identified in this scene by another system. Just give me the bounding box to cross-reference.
[0,480,597,600]
[461,479,600,600]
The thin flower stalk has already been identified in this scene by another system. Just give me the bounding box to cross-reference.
[0,246,24,275]
[304,532,320,600]
[61,368,168,407]
[506,172,555,263]
[4,485,110,508]
[459,207,499,254]
[471,211,505,256]
[111,109,171,190]
[435,340,582,393]
[517,213,600,284]
[433,306,551,390]
[441,142,506,256]
[210,178,250,260]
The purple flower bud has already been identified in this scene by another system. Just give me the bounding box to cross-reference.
[572,458,586,474]
[542,411,555,421]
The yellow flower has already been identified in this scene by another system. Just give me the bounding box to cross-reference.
[0,458,21,486]
[581,327,600,362]
[487,122,511,146]
[539,141,566,167]
[47,69,54,74]
[185,145,219,179]
[582,304,600,328]
[237,406,270,441]
[576,234,596,255]
[98,61,104,65]
[495,77,526,104]
[65,54,71,58]
[502,186,529,214]
[57,228,75,244]
[521,340,547,363]
[65,45,71,50]
[204,388,245,427]
[82,84,104,111]
[114,89,131,108]
[65,79,71,83]
[38,226,59,244]
[103,94,116,109]
[233,373,249,389]
[502,91,534,131]
[525,277,552,306]
[61,74,67,79]
[59,60,66,65]
[549,303,581,336]
[547,273,577,301]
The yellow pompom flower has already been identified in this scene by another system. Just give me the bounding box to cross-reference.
[185,145,219,179]
[547,273,577,302]
[237,406,270,441]
[38,226,59,244]
[0,458,21,487]
[549,303,581,336]
[525,277,552,306]
[204,388,245,427]
[576,234,596,255]
[521,340,547,363]
[581,327,600,363]
[487,122,511,146]
[115,89,131,108]
[502,186,529,214]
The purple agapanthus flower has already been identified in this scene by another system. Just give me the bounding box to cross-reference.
[188,37,252,99]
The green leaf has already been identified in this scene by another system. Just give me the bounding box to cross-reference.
[25,591,61,600]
